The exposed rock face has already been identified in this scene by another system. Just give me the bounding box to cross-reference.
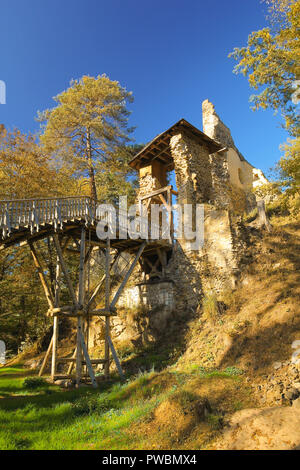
[169,131,245,294]
[170,133,213,206]
[202,99,257,211]
[202,99,236,150]
[253,359,300,406]
[202,99,247,165]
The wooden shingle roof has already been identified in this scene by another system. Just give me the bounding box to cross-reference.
[129,119,222,170]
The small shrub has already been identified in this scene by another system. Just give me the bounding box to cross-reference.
[224,366,244,376]
[206,413,224,430]
[233,400,244,411]
[172,390,196,408]
[22,377,47,389]
[71,395,112,416]
[220,289,242,314]
[117,345,134,361]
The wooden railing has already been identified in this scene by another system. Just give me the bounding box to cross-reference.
[0,196,164,241]
[0,196,96,238]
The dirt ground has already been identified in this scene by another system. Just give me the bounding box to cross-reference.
[215,400,300,450]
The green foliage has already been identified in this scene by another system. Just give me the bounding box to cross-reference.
[0,128,68,200]
[224,366,244,376]
[0,359,256,450]
[38,74,134,200]
[22,377,48,389]
[0,244,52,354]
[187,364,244,379]
[71,394,112,416]
[229,0,299,136]
[95,144,141,206]
[230,0,300,218]
[206,413,224,430]
[280,138,300,185]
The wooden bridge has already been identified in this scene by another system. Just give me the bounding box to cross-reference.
[0,194,175,387]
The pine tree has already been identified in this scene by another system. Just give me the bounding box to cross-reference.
[38,75,134,201]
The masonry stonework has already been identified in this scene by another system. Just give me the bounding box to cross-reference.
[101,100,268,348]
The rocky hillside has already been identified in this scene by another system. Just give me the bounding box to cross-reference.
[180,220,300,408]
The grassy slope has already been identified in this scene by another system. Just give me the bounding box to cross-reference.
[0,218,299,450]
[0,365,255,450]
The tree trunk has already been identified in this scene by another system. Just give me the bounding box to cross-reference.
[86,130,97,201]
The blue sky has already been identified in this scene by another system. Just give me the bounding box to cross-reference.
[0,0,287,176]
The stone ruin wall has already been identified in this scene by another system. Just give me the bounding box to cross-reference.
[169,131,243,297]
[202,99,257,212]
[88,269,176,351]
[90,102,262,351]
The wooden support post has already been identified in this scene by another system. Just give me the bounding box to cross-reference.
[51,317,58,380]
[76,227,86,386]
[38,336,53,376]
[67,347,77,375]
[107,335,125,381]
[51,255,61,380]
[53,234,78,307]
[85,237,92,378]
[87,252,119,309]
[78,227,86,308]
[110,242,146,309]
[76,317,83,386]
[167,186,174,241]
[79,329,98,388]
[29,242,54,310]
[104,237,111,378]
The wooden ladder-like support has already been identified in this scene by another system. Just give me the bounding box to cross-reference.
[33,228,146,388]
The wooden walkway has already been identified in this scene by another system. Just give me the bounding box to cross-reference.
[0,195,173,387]
[0,195,171,254]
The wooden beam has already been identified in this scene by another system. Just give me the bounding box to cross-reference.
[87,252,119,309]
[79,329,98,388]
[110,242,146,309]
[51,254,61,379]
[107,335,125,381]
[29,242,54,310]
[58,358,106,364]
[53,234,78,307]
[104,238,110,378]
[76,316,83,387]
[158,193,170,211]
[78,227,86,308]
[51,317,58,379]
[38,336,53,376]
[67,347,77,375]
[156,248,167,268]
[139,185,172,201]
[167,186,173,240]
[76,227,86,386]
